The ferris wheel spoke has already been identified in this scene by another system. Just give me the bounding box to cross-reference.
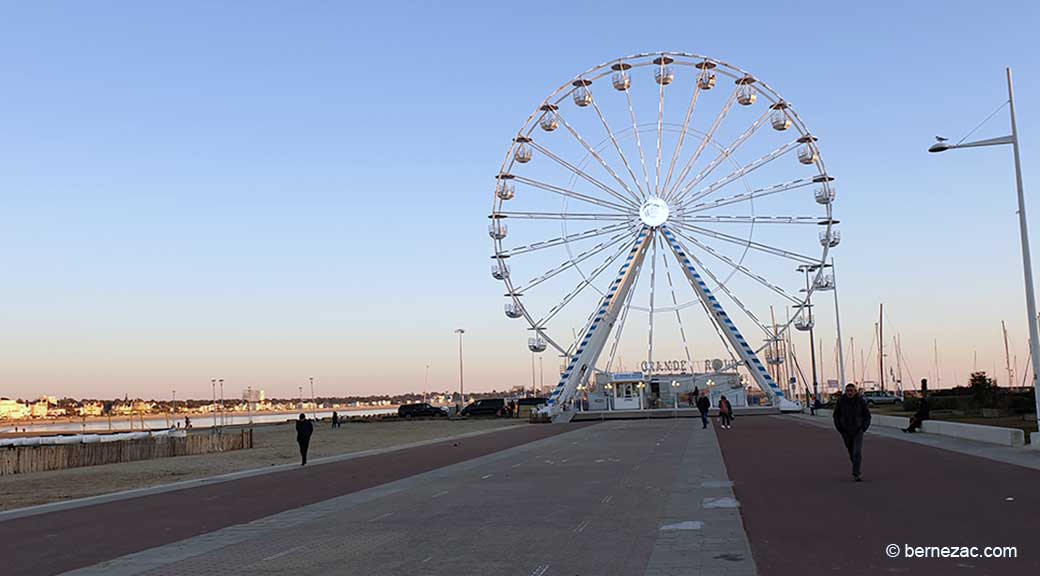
[674,215,823,225]
[660,75,704,196]
[659,236,694,368]
[669,109,770,204]
[623,87,654,196]
[674,139,802,209]
[670,226,800,304]
[655,62,666,195]
[514,230,637,294]
[495,211,631,221]
[498,222,634,257]
[680,177,817,214]
[512,175,633,213]
[534,235,637,328]
[527,141,640,209]
[550,109,643,205]
[585,85,647,201]
[670,221,819,264]
[663,87,739,203]
[647,233,658,369]
[666,231,774,339]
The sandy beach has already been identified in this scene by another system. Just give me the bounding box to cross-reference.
[0,418,521,511]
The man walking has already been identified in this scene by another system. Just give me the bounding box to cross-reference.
[295,413,314,466]
[833,383,871,481]
[696,392,711,429]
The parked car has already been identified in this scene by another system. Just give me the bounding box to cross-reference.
[397,403,448,419]
[514,397,549,418]
[861,390,903,405]
[460,398,506,417]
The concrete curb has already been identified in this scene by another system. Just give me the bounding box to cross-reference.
[812,408,1025,447]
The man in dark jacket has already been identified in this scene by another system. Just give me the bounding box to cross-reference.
[696,392,711,429]
[833,383,871,481]
[295,413,314,465]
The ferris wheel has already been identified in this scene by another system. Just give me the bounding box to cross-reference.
[489,51,839,416]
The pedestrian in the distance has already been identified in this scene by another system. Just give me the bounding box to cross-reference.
[331,411,339,429]
[718,395,733,429]
[690,386,699,407]
[296,413,314,466]
[696,392,711,429]
[833,383,871,482]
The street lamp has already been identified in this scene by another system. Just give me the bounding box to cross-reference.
[797,263,830,404]
[455,329,465,413]
[218,378,224,427]
[604,383,614,411]
[211,379,217,428]
[929,68,1039,427]
[424,364,430,403]
[671,380,680,409]
[309,377,317,419]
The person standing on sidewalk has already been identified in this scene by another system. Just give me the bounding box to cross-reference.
[295,413,314,466]
[696,392,711,429]
[718,395,733,429]
[833,383,871,481]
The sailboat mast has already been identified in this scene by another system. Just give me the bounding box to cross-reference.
[1002,320,1013,388]
[879,304,885,393]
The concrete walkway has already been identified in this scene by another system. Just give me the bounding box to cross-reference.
[59,419,753,576]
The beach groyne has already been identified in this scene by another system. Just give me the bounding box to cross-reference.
[0,429,253,476]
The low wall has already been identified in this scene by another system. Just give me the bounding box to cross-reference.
[0,429,253,476]
[812,409,1024,447]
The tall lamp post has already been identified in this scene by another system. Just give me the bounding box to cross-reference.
[797,263,829,404]
[211,379,217,428]
[309,377,317,419]
[929,67,1039,427]
[455,329,465,414]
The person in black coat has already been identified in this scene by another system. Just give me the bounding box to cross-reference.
[696,393,711,429]
[833,383,871,481]
[295,413,314,465]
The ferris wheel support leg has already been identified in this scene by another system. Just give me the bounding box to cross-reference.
[545,228,653,420]
[660,227,798,411]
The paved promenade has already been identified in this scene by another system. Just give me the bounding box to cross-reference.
[3,419,752,576]
[4,413,1039,575]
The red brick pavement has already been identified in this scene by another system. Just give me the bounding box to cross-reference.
[716,415,1038,575]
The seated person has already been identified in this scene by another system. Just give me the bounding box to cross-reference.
[903,396,930,433]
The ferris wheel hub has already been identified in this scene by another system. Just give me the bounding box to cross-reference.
[638,197,670,227]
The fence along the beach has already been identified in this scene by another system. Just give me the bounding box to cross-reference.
[0,429,253,476]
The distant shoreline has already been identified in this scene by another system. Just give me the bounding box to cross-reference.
[0,406,403,434]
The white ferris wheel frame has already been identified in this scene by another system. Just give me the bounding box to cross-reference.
[489,51,837,416]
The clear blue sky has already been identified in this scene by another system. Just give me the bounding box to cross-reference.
[1,0,1039,400]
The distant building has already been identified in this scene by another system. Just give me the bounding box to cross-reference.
[30,400,48,418]
[0,399,30,420]
[79,402,104,417]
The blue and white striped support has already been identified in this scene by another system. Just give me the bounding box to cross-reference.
[660,227,786,401]
[547,229,651,409]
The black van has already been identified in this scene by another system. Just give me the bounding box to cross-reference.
[460,398,506,417]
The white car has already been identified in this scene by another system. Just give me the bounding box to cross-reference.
[861,390,903,405]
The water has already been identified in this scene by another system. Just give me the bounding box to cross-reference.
[1,408,397,435]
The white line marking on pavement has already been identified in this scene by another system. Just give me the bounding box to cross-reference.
[601,495,613,504]
[660,521,704,531]
[422,556,433,563]
[530,563,550,576]
[594,458,605,463]
[260,545,306,562]
[482,474,494,479]
[702,496,740,509]
[511,463,522,468]
[431,491,450,498]
[573,519,590,533]
[369,512,394,522]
